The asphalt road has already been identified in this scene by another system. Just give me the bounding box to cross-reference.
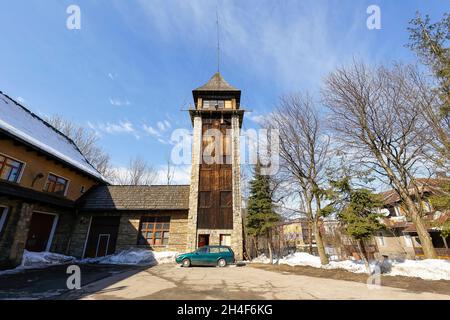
[54,264,450,300]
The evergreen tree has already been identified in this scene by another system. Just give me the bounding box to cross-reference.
[246,164,280,263]
[325,178,384,273]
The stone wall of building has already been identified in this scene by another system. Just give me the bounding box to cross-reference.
[115,211,188,252]
[0,196,74,269]
[231,115,244,260]
[67,214,92,258]
[68,210,189,258]
[187,116,202,251]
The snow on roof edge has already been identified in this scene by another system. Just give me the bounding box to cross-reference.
[0,91,107,182]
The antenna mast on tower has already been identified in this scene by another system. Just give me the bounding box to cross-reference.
[216,5,220,73]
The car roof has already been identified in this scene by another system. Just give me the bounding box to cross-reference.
[203,245,231,248]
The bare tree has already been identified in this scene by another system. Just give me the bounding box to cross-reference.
[269,93,331,265]
[114,156,157,186]
[46,115,113,178]
[166,158,174,185]
[322,62,438,259]
[409,69,450,170]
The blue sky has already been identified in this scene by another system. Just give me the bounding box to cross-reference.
[0,0,447,183]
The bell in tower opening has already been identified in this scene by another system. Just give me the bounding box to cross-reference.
[186,72,244,260]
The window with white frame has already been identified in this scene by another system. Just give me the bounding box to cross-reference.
[0,207,8,234]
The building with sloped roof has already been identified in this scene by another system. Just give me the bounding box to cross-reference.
[375,178,450,260]
[0,72,245,269]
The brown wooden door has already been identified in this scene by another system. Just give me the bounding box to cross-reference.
[198,234,210,248]
[85,216,120,258]
[25,212,56,252]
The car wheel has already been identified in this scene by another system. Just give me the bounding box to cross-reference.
[217,258,227,267]
[182,258,191,268]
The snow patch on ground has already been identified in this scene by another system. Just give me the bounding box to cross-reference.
[0,249,178,276]
[21,250,76,268]
[0,250,76,276]
[389,259,450,281]
[80,248,178,266]
[251,253,450,281]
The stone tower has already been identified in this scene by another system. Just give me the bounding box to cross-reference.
[187,72,244,260]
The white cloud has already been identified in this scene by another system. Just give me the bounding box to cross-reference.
[109,98,131,107]
[142,120,174,144]
[89,120,140,139]
[108,72,118,80]
[248,112,272,126]
[16,97,26,104]
[142,124,161,137]
[131,1,365,90]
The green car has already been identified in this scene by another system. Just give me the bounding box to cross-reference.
[175,245,235,267]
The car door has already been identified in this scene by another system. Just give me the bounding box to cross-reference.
[191,247,208,266]
[207,246,221,265]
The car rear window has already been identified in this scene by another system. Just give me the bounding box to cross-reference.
[219,247,230,253]
[209,247,220,253]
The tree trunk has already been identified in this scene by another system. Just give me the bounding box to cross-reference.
[305,197,314,255]
[253,236,259,259]
[268,237,273,265]
[370,147,438,259]
[308,220,313,254]
[403,195,438,259]
[357,239,371,274]
[313,219,329,265]
[313,195,329,265]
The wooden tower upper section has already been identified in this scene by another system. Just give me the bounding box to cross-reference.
[189,72,244,127]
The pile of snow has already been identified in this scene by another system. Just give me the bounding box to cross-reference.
[82,248,178,266]
[389,259,450,281]
[279,252,323,268]
[21,250,76,268]
[251,252,450,281]
[0,249,178,276]
[0,250,76,276]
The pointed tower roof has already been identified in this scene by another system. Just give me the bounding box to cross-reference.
[192,72,241,105]
[194,72,240,92]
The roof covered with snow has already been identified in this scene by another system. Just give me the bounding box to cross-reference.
[0,91,105,182]
[78,185,190,210]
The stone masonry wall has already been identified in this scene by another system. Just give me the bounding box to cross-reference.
[186,116,202,252]
[69,210,189,258]
[231,115,244,260]
[0,196,75,269]
[115,211,188,252]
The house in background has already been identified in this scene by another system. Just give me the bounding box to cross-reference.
[0,91,106,269]
[375,178,450,260]
[279,218,314,253]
